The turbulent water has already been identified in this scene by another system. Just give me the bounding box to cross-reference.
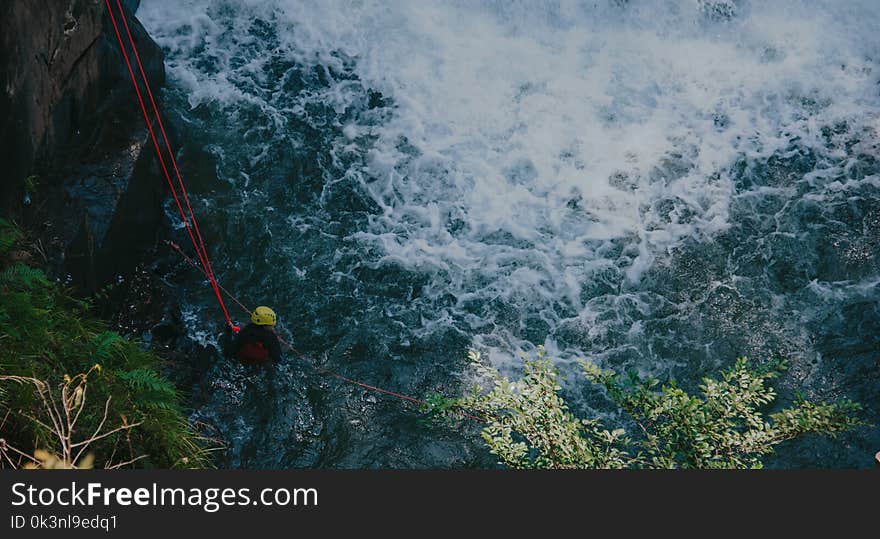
[138,0,880,468]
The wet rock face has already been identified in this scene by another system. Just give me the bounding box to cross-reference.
[0,0,165,291]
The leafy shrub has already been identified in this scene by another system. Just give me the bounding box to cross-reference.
[430,348,863,469]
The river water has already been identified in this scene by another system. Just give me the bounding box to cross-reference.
[138,0,879,468]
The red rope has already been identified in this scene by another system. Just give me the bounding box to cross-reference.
[106,0,480,423]
[105,0,236,330]
[166,241,484,422]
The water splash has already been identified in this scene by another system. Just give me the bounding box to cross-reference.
[139,0,880,467]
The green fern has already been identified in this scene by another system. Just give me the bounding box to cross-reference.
[0,218,22,255]
[0,309,16,338]
[90,331,127,363]
[0,291,49,339]
[0,227,212,469]
[1,265,51,290]
[119,367,180,409]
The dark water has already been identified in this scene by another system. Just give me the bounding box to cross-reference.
[140,0,879,468]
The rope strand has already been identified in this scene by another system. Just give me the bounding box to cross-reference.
[105,0,235,329]
[106,0,480,423]
[166,241,484,422]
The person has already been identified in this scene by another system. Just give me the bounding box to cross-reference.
[231,306,282,365]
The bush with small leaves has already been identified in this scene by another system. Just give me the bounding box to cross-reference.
[432,348,863,469]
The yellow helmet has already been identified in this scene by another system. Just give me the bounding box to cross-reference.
[251,306,277,326]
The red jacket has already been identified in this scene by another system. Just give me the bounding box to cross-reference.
[232,323,282,364]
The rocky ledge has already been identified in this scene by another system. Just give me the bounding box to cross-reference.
[1,0,167,293]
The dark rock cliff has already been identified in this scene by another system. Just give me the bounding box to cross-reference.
[0,0,167,292]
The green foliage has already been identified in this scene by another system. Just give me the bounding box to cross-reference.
[119,368,179,410]
[0,222,213,468]
[418,392,459,427]
[0,218,22,254]
[24,175,40,196]
[91,331,127,364]
[1,264,51,289]
[440,348,863,469]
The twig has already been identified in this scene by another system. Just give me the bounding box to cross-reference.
[70,384,88,434]
[33,382,67,458]
[75,396,112,453]
[20,412,58,441]
[105,454,148,469]
[1,441,41,465]
[2,371,147,469]
[73,421,142,451]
